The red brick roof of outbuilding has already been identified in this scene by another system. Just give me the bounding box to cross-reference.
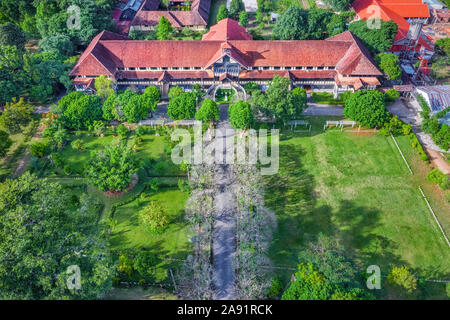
[202,18,253,41]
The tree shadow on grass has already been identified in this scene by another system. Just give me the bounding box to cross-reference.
[264,143,409,295]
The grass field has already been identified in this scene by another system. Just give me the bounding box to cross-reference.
[265,117,450,299]
[0,133,27,180]
[311,92,344,105]
[110,188,191,282]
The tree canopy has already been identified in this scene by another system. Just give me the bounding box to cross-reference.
[0,97,34,134]
[60,92,102,129]
[343,90,391,128]
[0,173,115,299]
[167,92,197,120]
[157,16,174,40]
[195,98,220,124]
[253,75,307,123]
[348,19,398,55]
[273,7,349,40]
[217,5,229,22]
[86,143,139,192]
[229,100,253,130]
[0,22,26,51]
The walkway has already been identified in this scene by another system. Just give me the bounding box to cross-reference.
[212,105,236,300]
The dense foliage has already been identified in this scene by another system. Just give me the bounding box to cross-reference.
[0,130,12,157]
[343,90,391,128]
[0,98,34,134]
[376,53,402,80]
[86,143,139,192]
[195,99,220,124]
[273,7,351,40]
[229,101,254,130]
[167,92,197,120]
[253,75,307,123]
[0,173,115,299]
[348,19,398,55]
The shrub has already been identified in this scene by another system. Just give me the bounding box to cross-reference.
[149,178,161,192]
[136,125,147,137]
[30,142,49,158]
[267,277,283,298]
[417,94,430,119]
[138,201,169,233]
[427,168,449,190]
[387,266,417,293]
[133,251,158,278]
[118,254,134,277]
[178,179,190,193]
[71,139,84,151]
[116,124,128,139]
[421,117,440,135]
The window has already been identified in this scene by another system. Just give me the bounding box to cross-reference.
[306,67,313,70]
[317,66,324,70]
[194,67,201,70]
[129,67,136,71]
[285,67,292,70]
[263,66,270,70]
[139,67,146,71]
[172,67,179,70]
[274,67,280,70]
[162,67,168,70]
[151,67,157,70]
[183,67,190,70]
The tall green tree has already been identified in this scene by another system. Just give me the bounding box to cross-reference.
[253,75,307,123]
[239,11,249,27]
[62,94,102,129]
[229,0,245,19]
[157,16,173,40]
[343,90,391,128]
[195,98,219,124]
[217,5,229,22]
[167,92,197,120]
[39,33,75,57]
[229,100,253,130]
[0,173,115,299]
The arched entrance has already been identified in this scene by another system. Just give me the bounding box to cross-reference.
[208,82,247,102]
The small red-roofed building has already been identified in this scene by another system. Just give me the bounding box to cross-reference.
[70,19,382,98]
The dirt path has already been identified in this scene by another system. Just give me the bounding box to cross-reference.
[212,105,236,300]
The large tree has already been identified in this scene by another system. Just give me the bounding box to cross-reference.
[229,0,245,19]
[195,98,219,124]
[217,5,229,22]
[343,90,391,128]
[273,7,341,40]
[167,92,197,120]
[86,143,139,192]
[253,75,307,124]
[229,100,253,130]
[0,173,115,299]
[62,93,102,129]
[0,22,26,51]
[348,19,398,55]
[38,33,75,57]
[95,75,115,102]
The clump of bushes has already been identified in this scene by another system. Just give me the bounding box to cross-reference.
[409,133,429,162]
[138,201,169,234]
[427,168,449,190]
[384,88,400,105]
[379,116,411,136]
[418,95,449,151]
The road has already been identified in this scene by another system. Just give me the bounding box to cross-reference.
[212,105,236,300]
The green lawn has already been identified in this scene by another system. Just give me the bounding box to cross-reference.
[265,117,450,299]
[311,92,344,105]
[0,132,27,180]
[110,188,191,282]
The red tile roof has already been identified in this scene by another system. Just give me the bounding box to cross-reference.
[70,21,382,81]
[202,18,253,41]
